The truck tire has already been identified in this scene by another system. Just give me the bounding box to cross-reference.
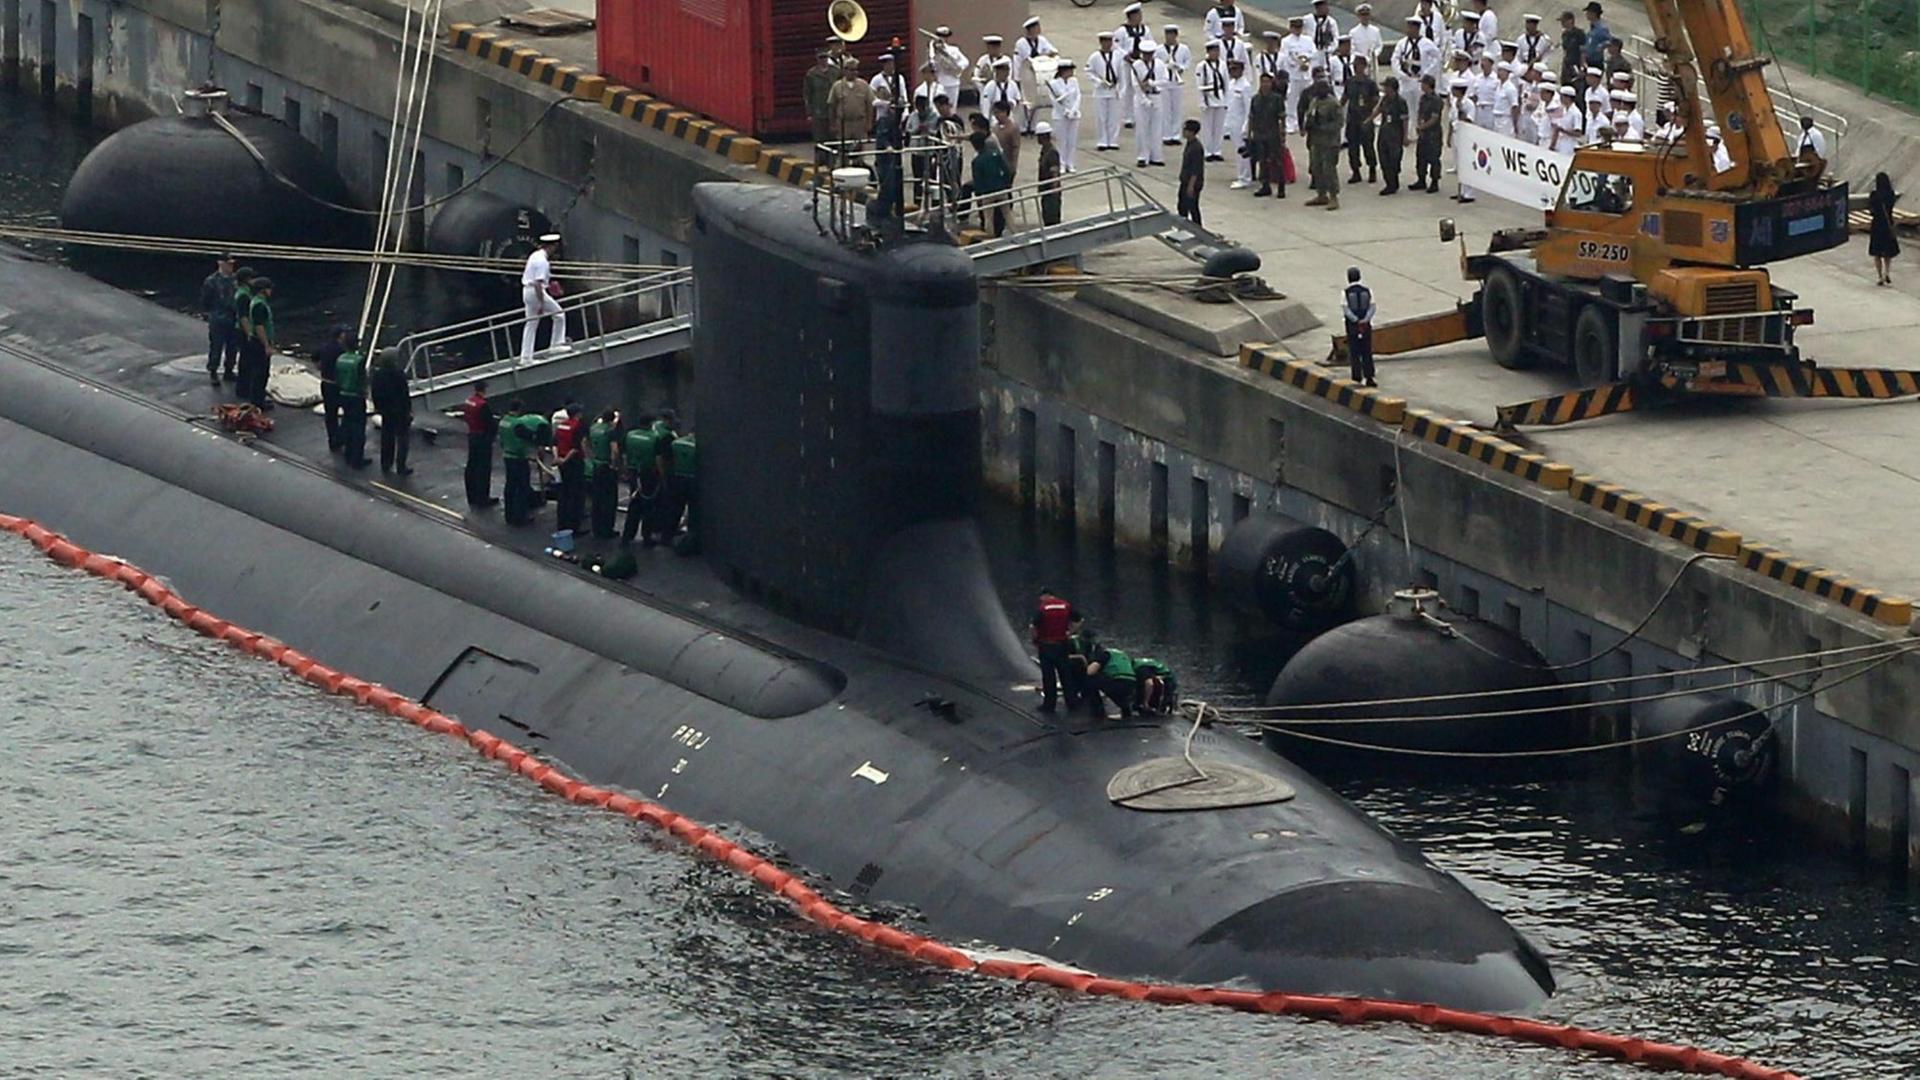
[1482,268,1532,369]
[1572,304,1618,387]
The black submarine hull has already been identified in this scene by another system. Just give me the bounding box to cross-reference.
[0,237,1552,1012]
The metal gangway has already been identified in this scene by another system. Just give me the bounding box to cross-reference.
[1624,33,1849,157]
[397,268,694,412]
[814,138,1233,275]
[957,165,1232,275]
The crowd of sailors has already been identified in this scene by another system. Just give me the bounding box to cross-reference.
[804,1,1826,220]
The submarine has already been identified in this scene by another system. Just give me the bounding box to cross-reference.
[0,181,1554,1012]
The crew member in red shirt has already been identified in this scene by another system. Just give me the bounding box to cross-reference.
[552,403,587,534]
[462,380,498,508]
[1032,587,1078,712]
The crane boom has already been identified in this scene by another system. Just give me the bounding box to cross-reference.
[1640,0,1814,196]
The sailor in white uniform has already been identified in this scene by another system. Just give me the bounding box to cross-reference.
[1196,40,1232,160]
[929,26,968,107]
[1796,116,1828,159]
[1393,16,1441,122]
[1226,59,1255,186]
[521,233,567,361]
[1281,16,1317,134]
[1014,17,1056,134]
[1131,39,1166,165]
[1116,3,1152,128]
[980,56,1022,116]
[1159,26,1192,147]
[1205,1,1244,44]
[1515,14,1554,72]
[1554,84,1583,149]
[1048,59,1083,172]
[974,35,1009,92]
[1087,32,1126,151]
[1309,0,1341,68]
[1348,4,1385,68]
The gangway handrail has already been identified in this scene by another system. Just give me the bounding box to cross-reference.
[396,267,694,397]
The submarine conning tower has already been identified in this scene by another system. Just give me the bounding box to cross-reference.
[691,183,1032,683]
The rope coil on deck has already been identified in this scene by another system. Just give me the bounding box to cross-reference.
[0,511,1802,1080]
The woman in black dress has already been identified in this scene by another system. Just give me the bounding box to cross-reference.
[1869,171,1900,286]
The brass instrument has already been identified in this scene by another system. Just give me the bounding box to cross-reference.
[828,0,868,43]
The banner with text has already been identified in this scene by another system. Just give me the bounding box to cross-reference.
[1453,123,1599,210]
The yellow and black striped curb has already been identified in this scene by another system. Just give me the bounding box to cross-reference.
[1496,382,1640,428]
[1738,542,1914,627]
[1715,361,1920,399]
[446,24,791,177]
[1401,409,1575,491]
[1567,476,1742,556]
[1239,344,1407,425]
[448,23,606,101]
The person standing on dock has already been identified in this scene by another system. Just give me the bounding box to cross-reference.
[1177,119,1206,226]
[1344,56,1380,184]
[1129,39,1165,167]
[1032,588,1078,712]
[333,339,369,470]
[1087,32,1124,152]
[1046,59,1081,173]
[1414,75,1443,192]
[1303,73,1345,210]
[1375,75,1408,194]
[369,348,413,476]
[200,254,238,387]
[463,380,498,508]
[241,277,276,410]
[1342,267,1378,386]
[1247,72,1285,198]
[1013,17,1054,134]
[1159,26,1191,150]
[805,48,838,163]
[930,27,967,107]
[586,406,622,540]
[1036,124,1063,226]
[519,234,567,363]
[1869,172,1901,287]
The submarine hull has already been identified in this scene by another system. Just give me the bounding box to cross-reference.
[0,235,1554,1012]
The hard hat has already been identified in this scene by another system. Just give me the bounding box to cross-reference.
[1034,121,1053,135]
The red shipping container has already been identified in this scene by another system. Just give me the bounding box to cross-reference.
[597,0,914,140]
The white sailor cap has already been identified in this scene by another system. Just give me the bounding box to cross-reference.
[1288,14,1305,24]
[1140,39,1160,51]
[1585,66,1603,76]
[1205,38,1222,49]
[1557,84,1576,97]
[1124,2,1143,13]
[1097,30,1113,39]
[879,51,896,61]
[1612,72,1633,84]
[1450,76,1470,89]
[983,34,1003,44]
[1058,58,1076,67]
[1612,89,1637,102]
[1356,2,1373,11]
[1494,60,1513,72]
[1540,73,1559,84]
[1533,62,1553,74]
[539,233,562,243]
[1404,15,1423,24]
[1034,121,1053,135]
[1024,16,1041,29]
[1337,34,1351,42]
[1265,29,1285,38]
[935,25,952,36]
[1524,12,1542,20]
[1164,24,1181,32]
[1461,10,1481,19]
[991,55,1011,67]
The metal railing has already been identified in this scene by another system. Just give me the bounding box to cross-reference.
[1625,33,1848,156]
[395,268,694,396]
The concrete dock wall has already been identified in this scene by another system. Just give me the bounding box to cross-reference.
[13,0,1920,872]
[983,285,1920,868]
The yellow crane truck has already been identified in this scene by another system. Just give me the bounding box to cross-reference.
[1342,0,1920,428]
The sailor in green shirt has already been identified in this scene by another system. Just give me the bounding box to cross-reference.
[1133,657,1178,715]
[662,430,696,541]
[585,406,622,539]
[619,413,661,546]
[497,399,550,526]
[333,341,370,469]
[241,277,276,409]
[1083,637,1137,720]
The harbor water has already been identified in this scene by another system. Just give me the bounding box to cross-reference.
[3,90,1918,1078]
